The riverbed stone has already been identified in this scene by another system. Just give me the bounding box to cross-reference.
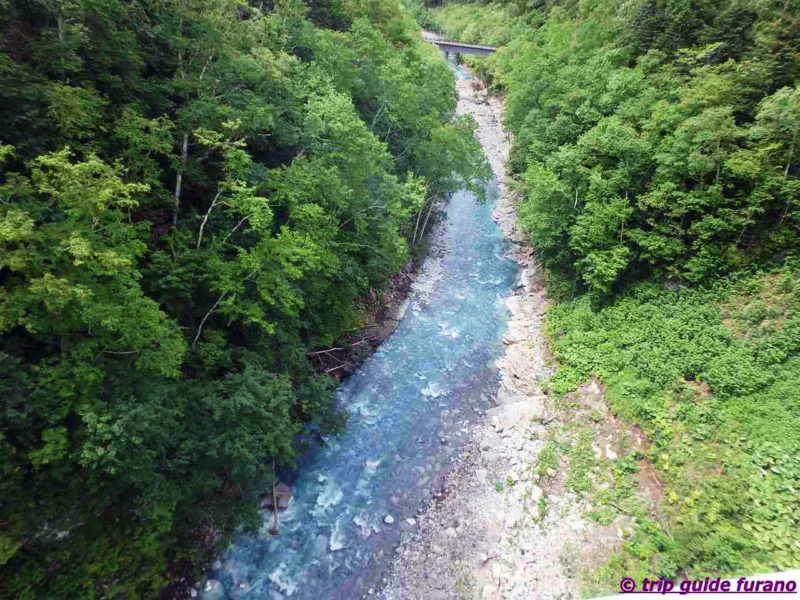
[475,469,487,484]
[230,581,251,600]
[201,579,223,600]
[486,400,540,431]
[528,485,543,504]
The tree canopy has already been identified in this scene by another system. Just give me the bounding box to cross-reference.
[0,0,488,596]
[428,0,799,299]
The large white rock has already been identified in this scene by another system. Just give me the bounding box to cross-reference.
[486,400,541,431]
[475,469,488,484]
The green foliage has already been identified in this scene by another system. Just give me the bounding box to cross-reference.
[448,0,800,297]
[564,428,594,493]
[0,0,489,595]
[536,438,559,478]
[548,269,800,585]
[538,493,548,521]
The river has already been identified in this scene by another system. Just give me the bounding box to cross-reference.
[209,65,517,600]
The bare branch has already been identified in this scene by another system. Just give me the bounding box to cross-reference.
[306,347,344,356]
[94,348,141,361]
[196,187,222,249]
[223,214,252,243]
[192,290,229,349]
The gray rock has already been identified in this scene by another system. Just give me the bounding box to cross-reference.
[384,514,395,524]
[231,581,251,600]
[505,506,522,528]
[475,469,488,484]
[201,579,223,600]
[486,400,540,431]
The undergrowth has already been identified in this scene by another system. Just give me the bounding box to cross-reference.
[546,268,800,593]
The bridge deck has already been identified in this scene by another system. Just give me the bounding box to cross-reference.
[424,39,499,56]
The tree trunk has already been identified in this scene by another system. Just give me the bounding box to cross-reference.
[780,134,796,223]
[269,461,280,536]
[173,132,189,227]
[411,202,424,245]
[417,195,438,243]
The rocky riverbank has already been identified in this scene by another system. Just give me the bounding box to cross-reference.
[379,66,621,600]
[306,261,420,380]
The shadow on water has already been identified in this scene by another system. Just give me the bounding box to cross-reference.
[212,159,516,600]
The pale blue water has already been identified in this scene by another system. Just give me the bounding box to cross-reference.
[211,118,516,600]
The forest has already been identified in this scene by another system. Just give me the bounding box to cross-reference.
[0,0,489,597]
[422,0,800,591]
[4,0,800,595]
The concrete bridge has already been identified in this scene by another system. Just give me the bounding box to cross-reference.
[423,38,498,58]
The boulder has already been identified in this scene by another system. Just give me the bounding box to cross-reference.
[486,400,540,431]
[231,581,251,600]
[475,469,488,485]
[201,580,223,600]
[527,485,543,504]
